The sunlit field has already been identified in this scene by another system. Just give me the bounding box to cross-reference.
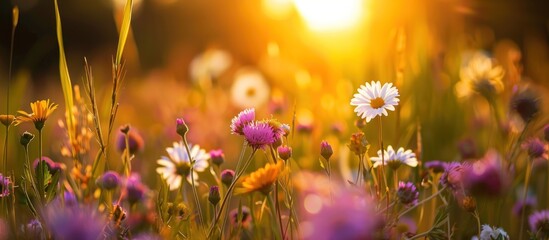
[1,0,549,239]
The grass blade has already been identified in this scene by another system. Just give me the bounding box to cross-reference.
[116,0,133,66]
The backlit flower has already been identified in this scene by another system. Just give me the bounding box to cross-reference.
[231,68,270,108]
[238,161,284,195]
[350,81,399,122]
[156,141,210,190]
[15,99,58,130]
[424,161,447,173]
[371,145,418,170]
[230,108,255,135]
[242,121,277,150]
[230,206,252,228]
[455,52,504,99]
[511,87,540,123]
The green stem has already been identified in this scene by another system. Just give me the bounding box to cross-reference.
[519,159,533,240]
[207,149,256,238]
[180,138,204,228]
[37,129,45,204]
[473,210,481,239]
[267,194,282,240]
[398,186,447,219]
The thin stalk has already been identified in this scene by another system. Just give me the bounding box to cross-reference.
[268,146,285,239]
[220,144,250,232]
[208,149,257,238]
[398,186,447,219]
[181,138,204,228]
[473,210,481,239]
[378,117,389,215]
[519,159,533,240]
[37,130,45,203]
[267,194,282,240]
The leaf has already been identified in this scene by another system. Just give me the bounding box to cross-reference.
[115,0,133,66]
[46,172,61,202]
[54,0,76,151]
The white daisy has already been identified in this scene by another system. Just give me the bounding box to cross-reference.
[371,145,417,170]
[350,81,399,122]
[156,141,210,191]
[455,52,504,99]
[189,48,232,82]
[230,68,270,108]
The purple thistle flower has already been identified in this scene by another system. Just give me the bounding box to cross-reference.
[230,206,252,228]
[529,210,549,238]
[0,174,10,198]
[221,169,235,186]
[125,173,148,205]
[23,219,43,239]
[464,150,510,197]
[320,141,333,161]
[512,197,537,217]
[397,182,419,206]
[440,162,471,192]
[242,121,277,149]
[210,149,225,166]
[230,108,255,135]
[46,203,104,240]
[97,171,121,190]
[115,127,144,155]
[33,157,62,175]
[511,88,540,123]
[424,161,447,173]
[522,137,546,159]
[302,189,386,240]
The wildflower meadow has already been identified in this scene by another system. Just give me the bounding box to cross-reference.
[1,0,549,239]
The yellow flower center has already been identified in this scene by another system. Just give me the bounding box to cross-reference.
[370,97,385,109]
[246,88,256,97]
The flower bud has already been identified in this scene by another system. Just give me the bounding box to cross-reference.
[208,186,221,206]
[461,196,477,212]
[0,115,15,127]
[20,131,35,147]
[221,169,235,186]
[210,149,225,166]
[348,132,368,155]
[120,124,130,134]
[176,118,189,137]
[320,141,333,160]
[523,138,545,159]
[97,171,121,190]
[277,145,292,161]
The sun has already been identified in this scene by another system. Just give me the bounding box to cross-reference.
[293,0,364,31]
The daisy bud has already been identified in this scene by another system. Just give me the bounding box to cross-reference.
[277,145,292,161]
[20,131,35,147]
[208,186,221,206]
[176,118,189,137]
[210,149,225,166]
[320,141,333,160]
[221,169,235,186]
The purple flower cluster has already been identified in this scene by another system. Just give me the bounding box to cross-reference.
[230,108,255,135]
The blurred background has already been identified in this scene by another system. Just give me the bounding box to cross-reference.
[1,0,549,179]
[1,0,549,238]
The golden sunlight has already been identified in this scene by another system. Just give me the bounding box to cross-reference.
[293,0,364,31]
